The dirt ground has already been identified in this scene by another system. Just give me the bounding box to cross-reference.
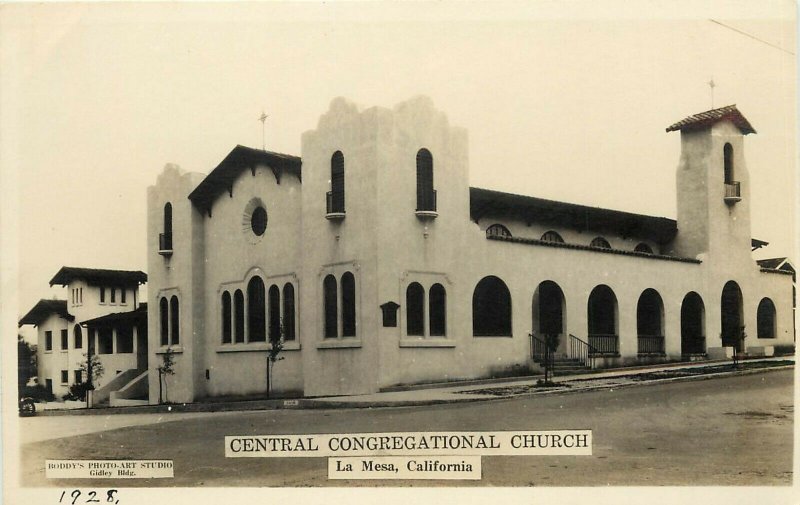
[20,368,793,487]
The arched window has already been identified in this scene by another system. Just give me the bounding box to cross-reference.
[323,275,338,339]
[161,203,173,251]
[757,298,776,339]
[724,143,734,184]
[74,324,83,349]
[472,276,512,336]
[634,243,653,254]
[342,272,356,337]
[406,282,425,336]
[268,284,281,342]
[416,148,435,212]
[330,151,345,213]
[221,291,232,344]
[486,224,511,238]
[283,283,296,341]
[159,297,169,346]
[234,290,245,343]
[247,277,266,342]
[541,231,564,243]
[429,283,447,336]
[170,296,180,345]
[590,237,611,249]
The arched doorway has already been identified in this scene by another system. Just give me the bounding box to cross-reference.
[721,281,744,351]
[587,285,619,355]
[636,289,665,355]
[681,292,706,356]
[532,281,566,354]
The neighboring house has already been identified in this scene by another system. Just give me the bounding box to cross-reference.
[19,267,148,404]
[146,97,794,403]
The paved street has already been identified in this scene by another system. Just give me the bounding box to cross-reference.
[21,369,793,487]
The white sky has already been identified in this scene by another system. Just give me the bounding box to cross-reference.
[2,1,796,341]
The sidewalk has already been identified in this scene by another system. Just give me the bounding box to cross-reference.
[27,355,794,417]
[308,355,795,407]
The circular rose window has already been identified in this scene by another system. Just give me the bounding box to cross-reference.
[242,198,268,243]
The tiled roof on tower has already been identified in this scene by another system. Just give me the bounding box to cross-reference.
[666,105,756,135]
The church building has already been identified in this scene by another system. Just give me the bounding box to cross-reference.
[146,97,794,402]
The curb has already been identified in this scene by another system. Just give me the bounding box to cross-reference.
[28,363,794,417]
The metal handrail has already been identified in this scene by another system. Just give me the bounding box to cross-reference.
[530,332,547,363]
[724,181,741,199]
[587,333,619,355]
[568,334,597,369]
[637,335,666,355]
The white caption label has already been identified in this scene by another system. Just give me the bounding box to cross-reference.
[46,460,174,479]
[226,430,592,457]
[328,456,482,480]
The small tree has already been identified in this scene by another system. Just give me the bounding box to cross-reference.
[266,319,285,399]
[157,348,176,404]
[732,326,747,369]
[17,335,37,395]
[541,333,559,385]
[78,353,104,407]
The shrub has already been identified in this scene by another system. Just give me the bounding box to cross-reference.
[62,382,94,401]
[20,384,55,402]
[773,344,795,356]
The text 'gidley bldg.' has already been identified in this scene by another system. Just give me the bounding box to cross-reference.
[147,96,794,403]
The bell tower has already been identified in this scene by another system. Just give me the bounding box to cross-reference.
[667,105,756,263]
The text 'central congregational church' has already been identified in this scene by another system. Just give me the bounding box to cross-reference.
[146,96,793,402]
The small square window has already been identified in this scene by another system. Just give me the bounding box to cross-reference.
[60,370,68,384]
[74,370,82,384]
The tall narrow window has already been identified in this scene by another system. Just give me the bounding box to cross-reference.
[283,283,296,341]
[170,296,180,345]
[159,297,169,346]
[429,283,447,336]
[234,290,245,343]
[406,282,425,336]
[472,276,512,336]
[268,284,281,342]
[723,143,734,184]
[121,289,126,304]
[342,272,356,337]
[221,291,232,344]
[111,288,116,303]
[162,202,173,250]
[61,329,69,350]
[45,331,53,351]
[100,287,106,303]
[330,151,345,213]
[247,277,266,342]
[74,324,83,349]
[416,148,435,211]
[323,275,338,338]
